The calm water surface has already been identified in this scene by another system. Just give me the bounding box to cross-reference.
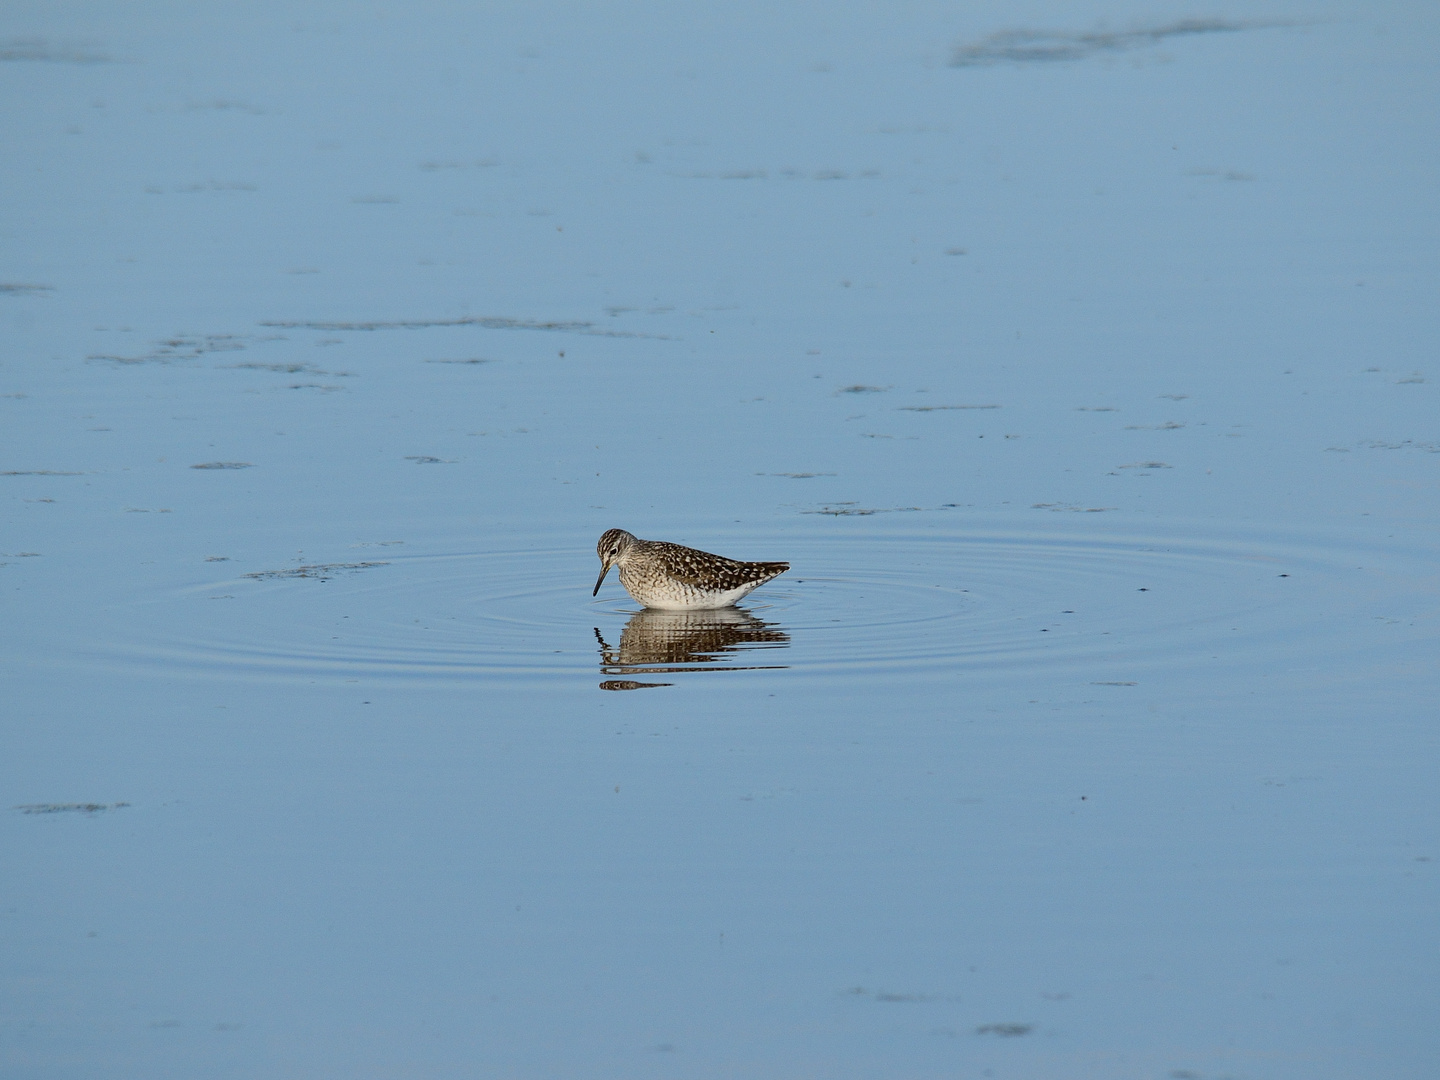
[3,2,1437,1078]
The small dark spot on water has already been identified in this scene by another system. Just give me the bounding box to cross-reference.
[191,461,253,469]
[404,455,455,464]
[1362,439,1439,453]
[0,40,111,64]
[258,315,665,340]
[420,158,500,171]
[1188,168,1257,182]
[16,802,129,815]
[803,504,923,516]
[170,181,257,194]
[950,19,1289,68]
[91,333,247,365]
[898,403,1000,411]
[975,1022,1032,1037]
[243,562,388,582]
[837,384,889,394]
[225,361,321,374]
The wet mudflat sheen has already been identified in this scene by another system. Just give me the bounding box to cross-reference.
[2,2,1437,1077]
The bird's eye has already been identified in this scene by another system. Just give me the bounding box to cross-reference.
[609,547,619,555]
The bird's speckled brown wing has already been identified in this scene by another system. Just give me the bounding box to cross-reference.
[645,541,788,590]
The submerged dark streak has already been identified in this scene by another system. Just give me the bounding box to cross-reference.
[243,561,389,581]
[258,316,671,340]
[950,19,1293,67]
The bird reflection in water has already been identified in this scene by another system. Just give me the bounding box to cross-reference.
[595,607,790,690]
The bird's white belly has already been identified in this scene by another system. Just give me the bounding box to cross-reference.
[621,575,759,610]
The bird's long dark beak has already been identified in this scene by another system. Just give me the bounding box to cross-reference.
[593,563,611,597]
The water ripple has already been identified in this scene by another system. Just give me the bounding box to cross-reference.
[99,520,1431,689]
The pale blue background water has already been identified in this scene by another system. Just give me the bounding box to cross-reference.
[3,3,1437,1077]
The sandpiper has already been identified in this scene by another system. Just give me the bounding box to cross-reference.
[592,529,789,610]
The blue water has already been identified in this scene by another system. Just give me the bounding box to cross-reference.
[3,3,1437,1077]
